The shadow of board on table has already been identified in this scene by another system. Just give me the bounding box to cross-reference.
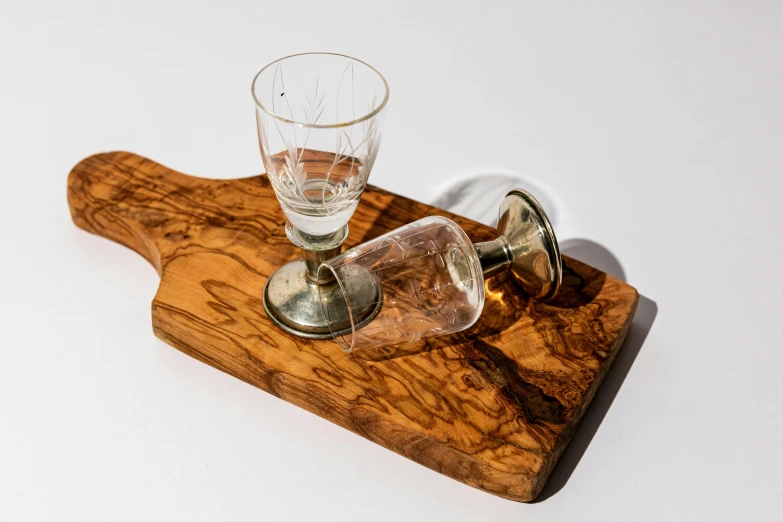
[533,239,656,502]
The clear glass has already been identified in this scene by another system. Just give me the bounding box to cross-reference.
[252,53,389,237]
[318,217,486,352]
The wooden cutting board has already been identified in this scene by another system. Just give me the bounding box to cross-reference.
[67,152,638,502]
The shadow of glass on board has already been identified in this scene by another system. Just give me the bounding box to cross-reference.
[352,271,522,362]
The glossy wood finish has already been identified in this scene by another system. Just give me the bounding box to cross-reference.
[67,152,638,502]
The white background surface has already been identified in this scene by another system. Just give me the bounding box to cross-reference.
[2,1,782,520]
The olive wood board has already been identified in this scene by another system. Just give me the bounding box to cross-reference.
[67,152,638,502]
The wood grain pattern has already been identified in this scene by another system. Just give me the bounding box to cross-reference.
[67,151,638,502]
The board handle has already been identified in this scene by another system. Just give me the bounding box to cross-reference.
[67,151,196,274]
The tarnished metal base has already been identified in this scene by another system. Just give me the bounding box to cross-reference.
[474,189,562,301]
[263,258,382,339]
[263,259,335,339]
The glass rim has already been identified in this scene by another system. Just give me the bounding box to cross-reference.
[251,52,390,129]
[317,263,356,353]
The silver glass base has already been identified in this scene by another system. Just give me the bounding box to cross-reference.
[263,259,333,339]
[499,189,562,300]
[474,189,563,301]
[263,259,382,339]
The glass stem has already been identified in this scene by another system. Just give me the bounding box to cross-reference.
[301,246,342,284]
[286,222,349,285]
[474,238,512,279]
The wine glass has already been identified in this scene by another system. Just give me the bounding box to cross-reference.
[318,189,562,353]
[252,53,389,338]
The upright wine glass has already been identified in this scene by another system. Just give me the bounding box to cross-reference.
[252,53,389,338]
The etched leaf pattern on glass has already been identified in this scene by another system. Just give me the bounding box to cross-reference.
[320,218,485,352]
[256,58,382,218]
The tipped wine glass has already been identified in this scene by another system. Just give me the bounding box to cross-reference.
[318,189,562,353]
[252,52,389,338]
